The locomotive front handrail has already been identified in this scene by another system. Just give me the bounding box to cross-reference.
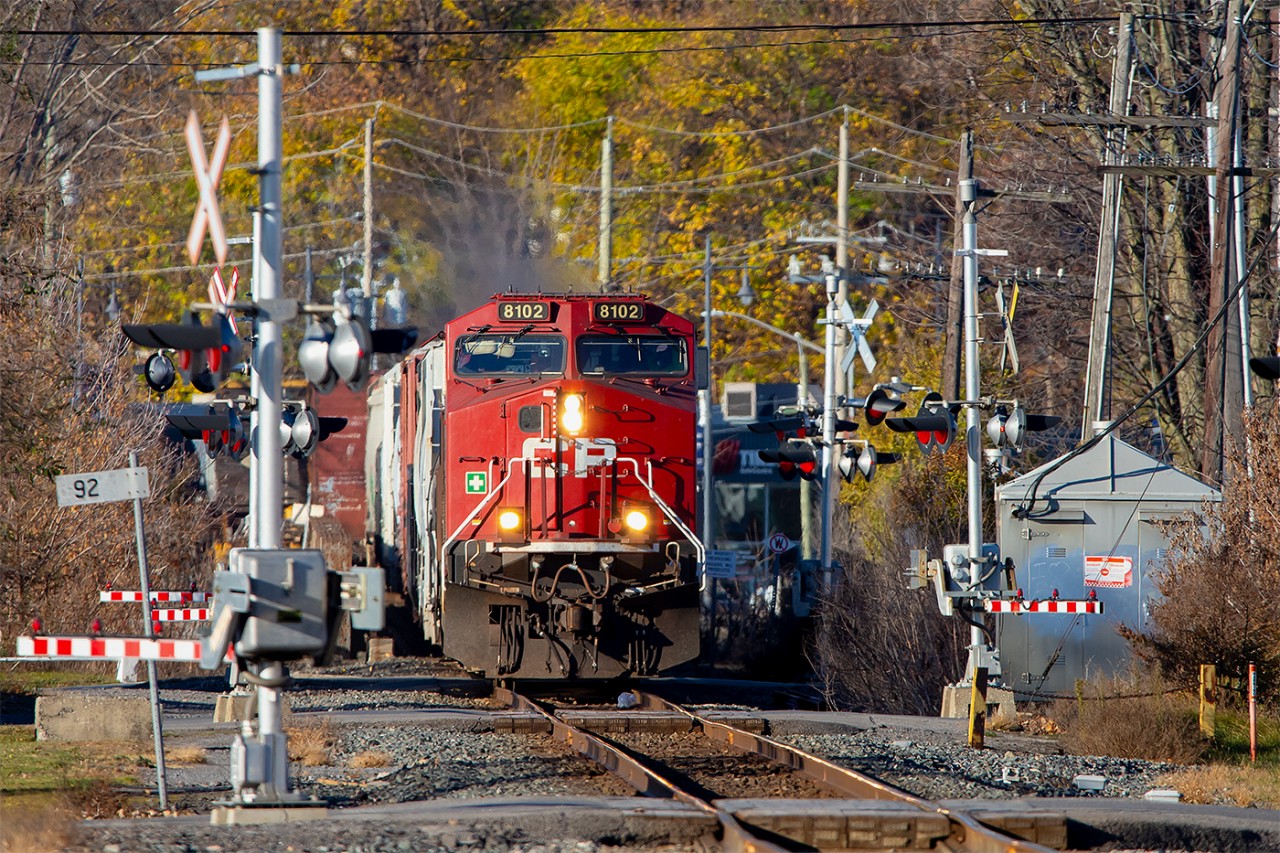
[438,458,512,567]
[612,456,706,572]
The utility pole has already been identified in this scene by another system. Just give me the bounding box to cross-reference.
[598,117,614,290]
[1081,12,1133,440]
[1203,0,1246,481]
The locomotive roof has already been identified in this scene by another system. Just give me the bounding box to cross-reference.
[488,292,649,301]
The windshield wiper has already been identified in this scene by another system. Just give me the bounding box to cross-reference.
[505,324,535,344]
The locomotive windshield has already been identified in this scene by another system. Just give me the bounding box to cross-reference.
[455,334,566,375]
[576,335,688,376]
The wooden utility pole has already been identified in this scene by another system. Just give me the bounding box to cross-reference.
[1081,12,1133,440]
[1202,0,1245,483]
[598,116,614,290]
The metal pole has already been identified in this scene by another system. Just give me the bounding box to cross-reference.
[819,274,839,582]
[254,26,290,802]
[835,109,850,417]
[361,116,375,299]
[248,206,262,549]
[598,117,614,289]
[130,449,168,811]
[798,343,813,561]
[255,26,284,550]
[701,235,714,545]
[960,161,985,683]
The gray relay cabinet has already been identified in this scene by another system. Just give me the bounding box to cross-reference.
[994,435,1219,698]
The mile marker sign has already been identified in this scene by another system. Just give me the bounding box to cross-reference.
[55,467,150,507]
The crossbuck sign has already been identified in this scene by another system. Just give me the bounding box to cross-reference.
[185,110,231,266]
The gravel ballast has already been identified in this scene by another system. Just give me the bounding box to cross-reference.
[44,670,1277,853]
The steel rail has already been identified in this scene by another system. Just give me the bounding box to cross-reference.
[636,691,1059,853]
[492,686,787,853]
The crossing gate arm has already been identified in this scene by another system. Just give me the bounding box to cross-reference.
[985,598,1103,615]
[17,634,230,663]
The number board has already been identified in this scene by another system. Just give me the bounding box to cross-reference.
[55,467,150,507]
[593,301,646,323]
[497,301,551,322]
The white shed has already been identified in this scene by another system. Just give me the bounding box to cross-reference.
[994,435,1219,698]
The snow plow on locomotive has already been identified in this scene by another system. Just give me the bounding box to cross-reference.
[365,293,706,678]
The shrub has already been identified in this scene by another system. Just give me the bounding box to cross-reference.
[1051,674,1206,763]
[1120,409,1280,700]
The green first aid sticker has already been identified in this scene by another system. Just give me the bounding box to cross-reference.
[465,471,487,494]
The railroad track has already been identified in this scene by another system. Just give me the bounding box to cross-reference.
[495,686,1064,853]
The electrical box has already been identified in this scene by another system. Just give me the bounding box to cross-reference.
[230,548,328,660]
[934,542,1001,616]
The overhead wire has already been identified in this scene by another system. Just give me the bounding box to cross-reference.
[1012,209,1280,518]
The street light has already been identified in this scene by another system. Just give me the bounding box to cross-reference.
[711,308,821,560]
[736,267,755,307]
[699,237,758,550]
[105,284,122,324]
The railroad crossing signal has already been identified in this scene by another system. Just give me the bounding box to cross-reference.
[122,310,241,394]
[185,110,231,266]
[985,403,1061,451]
[298,311,419,394]
[837,442,900,483]
[883,391,957,455]
[1251,356,1280,380]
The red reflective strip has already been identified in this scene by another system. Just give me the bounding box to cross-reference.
[91,638,108,656]
[55,638,71,656]
[124,640,141,658]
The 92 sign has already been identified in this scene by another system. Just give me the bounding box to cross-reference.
[55,467,151,507]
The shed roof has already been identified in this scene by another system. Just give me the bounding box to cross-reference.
[995,434,1220,505]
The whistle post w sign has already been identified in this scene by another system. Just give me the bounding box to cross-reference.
[185,110,231,266]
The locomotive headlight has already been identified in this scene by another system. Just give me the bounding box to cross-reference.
[497,508,523,531]
[623,510,649,533]
[560,393,585,435]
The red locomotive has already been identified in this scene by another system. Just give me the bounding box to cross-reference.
[366,293,705,678]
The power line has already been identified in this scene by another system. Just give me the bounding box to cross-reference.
[11,18,1121,39]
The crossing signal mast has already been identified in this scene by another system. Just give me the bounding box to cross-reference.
[879,134,1093,722]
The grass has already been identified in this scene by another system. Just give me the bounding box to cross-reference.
[1158,763,1280,808]
[0,668,116,695]
[0,725,144,850]
[348,749,392,769]
[287,718,336,767]
[1047,674,1280,808]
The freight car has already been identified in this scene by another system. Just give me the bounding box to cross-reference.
[364,293,706,678]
